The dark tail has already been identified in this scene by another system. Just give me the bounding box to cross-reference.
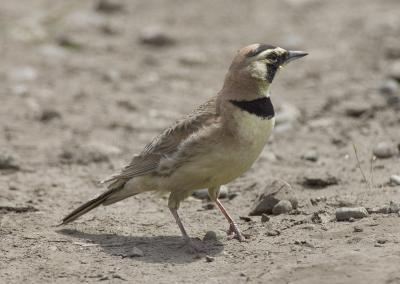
[59,177,127,226]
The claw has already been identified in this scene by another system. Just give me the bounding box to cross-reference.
[226,223,245,242]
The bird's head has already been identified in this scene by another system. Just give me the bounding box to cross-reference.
[222,43,307,99]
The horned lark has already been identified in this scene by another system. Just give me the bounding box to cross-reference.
[60,43,307,251]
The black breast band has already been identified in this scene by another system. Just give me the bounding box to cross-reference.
[230,96,274,119]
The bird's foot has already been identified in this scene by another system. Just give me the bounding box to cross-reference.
[226,222,246,242]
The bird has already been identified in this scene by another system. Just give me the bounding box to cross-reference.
[60,43,307,252]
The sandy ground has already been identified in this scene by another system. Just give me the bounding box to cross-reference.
[1,0,400,283]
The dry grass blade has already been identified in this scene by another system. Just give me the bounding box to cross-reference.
[352,143,372,191]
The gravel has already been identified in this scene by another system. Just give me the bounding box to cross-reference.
[390,175,400,185]
[272,200,293,215]
[336,207,369,221]
[301,150,319,162]
[373,142,397,159]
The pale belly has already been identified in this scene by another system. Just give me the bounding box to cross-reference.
[161,112,275,191]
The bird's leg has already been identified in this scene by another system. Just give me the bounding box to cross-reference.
[215,198,245,242]
[169,207,200,253]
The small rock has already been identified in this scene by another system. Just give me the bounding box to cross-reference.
[390,175,400,185]
[0,151,20,170]
[239,216,252,222]
[367,207,381,214]
[139,27,175,47]
[261,213,270,223]
[249,180,295,215]
[202,202,215,210]
[266,229,280,236]
[95,0,125,13]
[310,196,327,206]
[373,142,397,159]
[377,239,387,244]
[389,201,400,213]
[192,186,228,200]
[301,172,339,189]
[56,34,83,50]
[9,66,37,82]
[301,150,319,162]
[336,207,368,221]
[102,69,121,83]
[203,231,218,242]
[127,247,143,257]
[272,200,293,215]
[388,60,400,81]
[353,225,363,232]
[179,51,206,66]
[344,102,370,117]
[380,79,399,96]
[205,255,214,262]
[39,109,61,122]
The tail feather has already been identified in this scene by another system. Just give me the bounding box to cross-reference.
[59,178,127,225]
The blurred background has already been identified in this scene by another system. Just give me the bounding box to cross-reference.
[1,0,400,283]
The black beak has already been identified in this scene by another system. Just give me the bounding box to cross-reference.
[284,50,308,64]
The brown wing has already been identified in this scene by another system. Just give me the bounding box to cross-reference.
[102,97,218,187]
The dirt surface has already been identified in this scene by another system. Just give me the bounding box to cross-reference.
[1,0,400,283]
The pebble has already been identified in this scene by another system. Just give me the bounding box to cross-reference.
[389,201,400,213]
[95,0,125,13]
[192,186,229,200]
[301,150,319,162]
[39,109,62,122]
[301,173,339,188]
[0,151,20,170]
[266,230,280,236]
[203,231,218,242]
[388,60,400,81]
[56,34,83,50]
[9,66,37,82]
[127,247,143,257]
[373,142,397,159]
[336,207,369,221]
[353,226,363,232]
[272,200,292,215]
[261,214,270,222]
[380,79,399,96]
[179,51,206,66]
[390,175,400,185]
[139,27,176,47]
[249,180,296,215]
[344,102,370,117]
[205,255,214,262]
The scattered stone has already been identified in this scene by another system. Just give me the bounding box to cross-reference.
[335,207,368,221]
[202,202,215,210]
[353,225,363,232]
[239,216,252,222]
[0,151,20,170]
[390,175,400,185]
[301,150,319,162]
[102,69,121,83]
[192,186,229,200]
[373,142,397,159]
[56,34,83,50]
[261,214,270,223]
[294,240,314,248]
[379,205,391,214]
[178,51,206,66]
[367,207,382,214]
[301,172,339,189]
[249,180,296,216]
[228,192,239,200]
[272,200,293,215]
[310,196,327,206]
[95,0,125,14]
[310,212,329,224]
[127,247,144,257]
[139,27,176,47]
[380,79,399,96]
[205,255,214,262]
[266,230,280,236]
[344,102,370,117]
[389,201,400,213]
[39,109,61,122]
[9,66,37,82]
[203,231,217,242]
[116,99,137,112]
[388,60,400,81]
[377,239,387,245]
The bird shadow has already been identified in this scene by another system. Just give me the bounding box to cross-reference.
[57,228,224,264]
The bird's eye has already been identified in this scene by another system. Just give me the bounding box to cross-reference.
[267,53,278,62]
